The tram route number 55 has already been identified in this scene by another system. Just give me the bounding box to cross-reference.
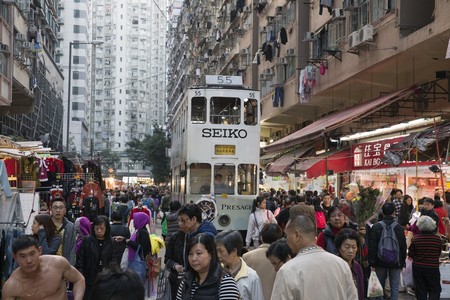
[205,75,243,86]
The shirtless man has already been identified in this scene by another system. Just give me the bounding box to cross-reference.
[2,235,85,300]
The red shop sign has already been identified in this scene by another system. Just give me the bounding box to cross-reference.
[352,137,404,169]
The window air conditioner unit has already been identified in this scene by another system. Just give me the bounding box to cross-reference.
[57,17,64,24]
[332,9,344,19]
[265,68,274,75]
[348,31,360,48]
[55,49,63,55]
[22,41,32,49]
[278,57,287,65]
[275,6,283,15]
[241,48,249,55]
[0,44,9,53]
[359,24,374,43]
[243,6,251,13]
[343,0,359,11]
[303,32,317,42]
[260,26,267,33]
[57,33,63,40]
[258,74,266,81]
[286,48,295,56]
[15,33,26,41]
[57,2,64,9]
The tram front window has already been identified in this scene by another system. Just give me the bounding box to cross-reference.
[244,98,258,126]
[190,163,211,194]
[191,97,206,124]
[210,97,241,125]
[214,164,235,194]
[238,164,257,195]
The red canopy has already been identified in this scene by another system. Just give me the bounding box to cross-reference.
[306,150,352,178]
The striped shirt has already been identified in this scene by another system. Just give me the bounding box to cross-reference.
[176,274,240,300]
[408,233,442,268]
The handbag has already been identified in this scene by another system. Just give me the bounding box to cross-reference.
[128,246,148,284]
[156,267,172,300]
[367,270,383,297]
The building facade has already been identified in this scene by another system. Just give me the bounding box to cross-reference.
[166,0,450,190]
[91,0,167,179]
[0,0,64,150]
[56,0,92,156]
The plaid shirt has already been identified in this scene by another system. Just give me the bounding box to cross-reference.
[393,199,402,217]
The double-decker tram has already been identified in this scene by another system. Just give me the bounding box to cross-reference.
[170,75,260,231]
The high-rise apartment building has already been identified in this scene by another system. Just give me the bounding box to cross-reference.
[56,0,92,156]
[91,0,167,178]
[0,0,64,149]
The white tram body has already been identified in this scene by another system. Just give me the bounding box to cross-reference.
[170,76,260,231]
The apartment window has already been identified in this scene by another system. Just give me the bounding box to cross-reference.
[312,28,328,59]
[350,1,369,32]
[73,71,86,79]
[119,89,122,93]
[72,102,85,110]
[0,53,8,76]
[73,25,87,33]
[118,132,121,137]
[372,0,396,22]
[119,121,121,125]
[328,20,346,48]
[72,56,86,64]
[74,10,87,18]
[119,111,122,115]
[72,87,86,95]
[120,57,122,61]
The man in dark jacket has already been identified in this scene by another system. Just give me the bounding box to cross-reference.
[368,202,407,300]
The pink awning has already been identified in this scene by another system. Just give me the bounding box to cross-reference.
[263,87,416,153]
[265,146,312,175]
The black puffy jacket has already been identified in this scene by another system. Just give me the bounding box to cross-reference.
[76,235,117,286]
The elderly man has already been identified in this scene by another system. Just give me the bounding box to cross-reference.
[271,215,357,300]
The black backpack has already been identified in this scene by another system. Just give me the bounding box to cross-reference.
[377,221,400,265]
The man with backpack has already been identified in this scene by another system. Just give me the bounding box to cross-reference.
[368,202,407,300]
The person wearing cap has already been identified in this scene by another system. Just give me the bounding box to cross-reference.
[408,215,442,300]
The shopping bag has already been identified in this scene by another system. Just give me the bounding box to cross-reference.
[402,258,414,287]
[156,267,172,300]
[120,247,129,271]
[367,270,384,297]
[128,246,148,284]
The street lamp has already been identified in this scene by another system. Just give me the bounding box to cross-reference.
[66,40,103,152]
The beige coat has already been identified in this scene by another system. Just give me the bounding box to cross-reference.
[242,244,276,300]
[271,248,358,300]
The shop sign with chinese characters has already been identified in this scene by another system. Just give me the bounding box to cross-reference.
[352,137,403,169]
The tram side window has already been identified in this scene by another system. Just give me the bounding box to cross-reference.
[214,164,235,195]
[210,97,241,125]
[237,164,257,195]
[191,97,206,124]
[244,98,258,126]
[190,163,211,194]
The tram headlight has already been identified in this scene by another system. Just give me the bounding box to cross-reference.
[218,214,231,227]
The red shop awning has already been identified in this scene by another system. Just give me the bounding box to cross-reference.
[263,86,416,153]
[306,149,353,178]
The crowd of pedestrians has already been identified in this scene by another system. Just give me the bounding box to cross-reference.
[1,185,173,300]
[3,185,450,300]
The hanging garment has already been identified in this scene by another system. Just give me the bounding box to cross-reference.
[319,0,333,15]
[81,181,103,208]
[272,87,284,107]
[0,161,12,198]
[280,27,288,45]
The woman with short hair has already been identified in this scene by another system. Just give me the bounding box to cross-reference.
[176,233,240,300]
